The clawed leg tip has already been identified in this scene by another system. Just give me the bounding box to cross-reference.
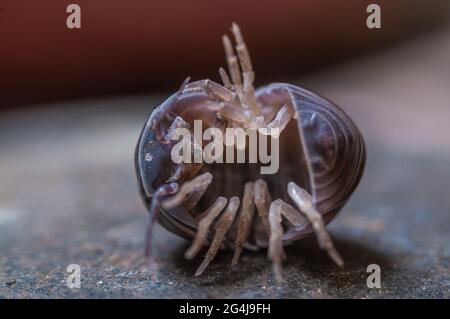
[231,247,242,267]
[335,254,344,268]
[336,259,344,269]
[184,245,198,260]
[195,258,211,277]
[184,251,194,260]
[326,249,344,268]
[194,267,206,277]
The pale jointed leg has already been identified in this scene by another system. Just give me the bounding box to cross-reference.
[163,115,191,143]
[219,67,233,90]
[217,101,294,138]
[195,196,240,276]
[272,198,307,226]
[185,196,228,260]
[265,104,295,138]
[204,79,235,102]
[161,172,213,211]
[266,198,308,283]
[231,182,256,266]
[145,183,179,258]
[287,182,344,267]
[218,102,264,129]
[268,199,286,283]
[222,34,244,101]
[230,23,261,116]
[254,179,272,236]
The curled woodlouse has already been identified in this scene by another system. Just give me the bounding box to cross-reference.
[135,23,366,282]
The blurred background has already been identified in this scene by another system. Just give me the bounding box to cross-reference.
[1,0,449,107]
[0,1,450,298]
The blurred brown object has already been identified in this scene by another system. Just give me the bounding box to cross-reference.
[1,0,449,107]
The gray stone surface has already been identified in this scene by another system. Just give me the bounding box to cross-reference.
[1,27,450,298]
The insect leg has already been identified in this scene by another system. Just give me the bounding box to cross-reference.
[231,182,256,266]
[272,198,307,226]
[185,196,228,259]
[218,102,264,129]
[145,183,179,258]
[266,104,295,136]
[162,115,191,143]
[222,35,244,102]
[195,196,240,276]
[268,199,286,284]
[219,67,233,89]
[217,102,292,138]
[253,216,268,248]
[267,199,310,283]
[230,23,261,116]
[254,179,272,236]
[161,172,213,211]
[203,79,236,102]
[287,182,344,267]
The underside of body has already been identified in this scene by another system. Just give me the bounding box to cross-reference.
[135,24,365,282]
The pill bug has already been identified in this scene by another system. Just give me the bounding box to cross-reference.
[135,23,365,282]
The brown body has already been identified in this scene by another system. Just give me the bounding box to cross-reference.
[136,81,365,241]
[135,24,365,280]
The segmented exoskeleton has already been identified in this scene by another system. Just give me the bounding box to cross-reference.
[135,23,365,282]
